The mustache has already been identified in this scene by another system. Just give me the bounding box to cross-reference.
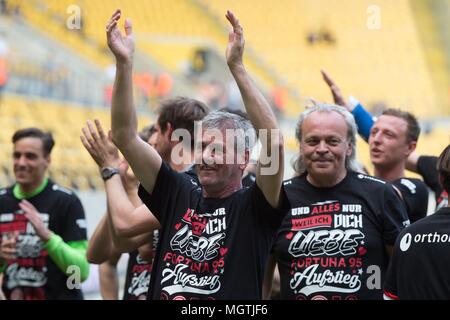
[311,156,333,161]
[198,164,218,170]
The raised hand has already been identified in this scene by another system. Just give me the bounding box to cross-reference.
[321,69,350,110]
[225,10,245,68]
[81,119,121,169]
[106,9,135,63]
[20,201,52,242]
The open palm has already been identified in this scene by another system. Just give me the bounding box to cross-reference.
[225,10,244,67]
[106,9,135,63]
[321,70,348,108]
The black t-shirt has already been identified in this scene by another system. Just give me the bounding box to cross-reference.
[138,163,287,300]
[122,250,152,300]
[183,165,201,187]
[242,172,256,188]
[123,229,159,300]
[273,172,409,300]
[392,178,428,223]
[384,207,450,299]
[0,180,87,300]
[417,156,448,210]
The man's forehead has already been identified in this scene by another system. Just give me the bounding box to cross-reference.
[14,137,44,149]
[13,137,45,155]
[201,128,227,141]
[375,115,408,131]
[302,112,348,137]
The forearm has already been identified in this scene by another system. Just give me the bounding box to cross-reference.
[0,274,5,300]
[229,64,278,131]
[87,214,114,264]
[257,140,285,207]
[126,188,142,208]
[110,62,161,193]
[349,99,374,141]
[230,64,284,206]
[406,152,419,173]
[105,206,152,253]
[111,61,138,148]
[99,254,120,300]
[105,175,143,237]
[111,231,152,254]
[44,234,90,282]
[137,240,153,262]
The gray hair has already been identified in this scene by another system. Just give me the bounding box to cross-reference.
[201,111,257,151]
[293,103,359,174]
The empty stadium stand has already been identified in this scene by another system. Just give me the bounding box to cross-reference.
[0,95,153,191]
[200,0,445,118]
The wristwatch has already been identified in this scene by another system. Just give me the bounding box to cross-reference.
[100,167,120,181]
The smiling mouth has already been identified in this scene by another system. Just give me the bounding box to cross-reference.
[313,159,331,163]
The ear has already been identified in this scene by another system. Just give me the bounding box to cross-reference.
[405,140,417,157]
[45,154,51,166]
[165,122,174,140]
[239,149,250,171]
[346,141,353,157]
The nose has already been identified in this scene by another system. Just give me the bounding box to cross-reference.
[316,140,329,154]
[15,155,27,167]
[370,131,382,145]
[202,146,215,165]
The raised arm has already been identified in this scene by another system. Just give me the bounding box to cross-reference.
[104,200,155,253]
[80,120,160,240]
[321,69,374,140]
[321,69,351,110]
[406,152,420,173]
[225,11,284,208]
[106,9,161,194]
[105,175,161,239]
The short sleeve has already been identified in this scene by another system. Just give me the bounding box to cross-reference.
[380,185,410,245]
[249,183,290,231]
[351,103,375,141]
[392,179,428,223]
[417,156,442,196]
[138,162,193,224]
[61,195,87,242]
